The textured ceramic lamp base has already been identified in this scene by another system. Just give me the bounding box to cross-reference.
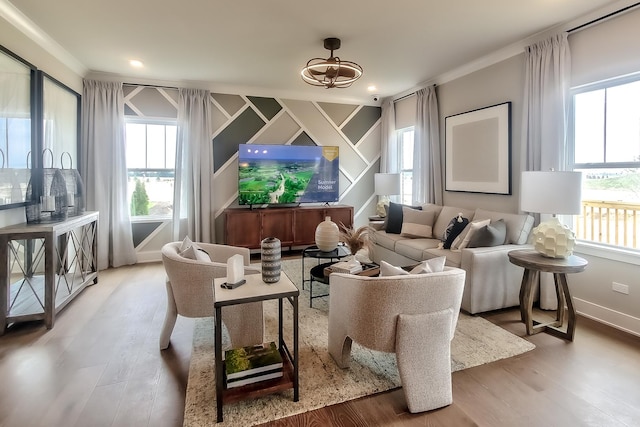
[531,217,576,258]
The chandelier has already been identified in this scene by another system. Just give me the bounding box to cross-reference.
[301,38,363,89]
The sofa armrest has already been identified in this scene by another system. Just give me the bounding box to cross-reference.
[459,244,527,314]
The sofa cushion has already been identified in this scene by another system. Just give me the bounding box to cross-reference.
[471,208,534,244]
[433,206,476,240]
[468,219,507,248]
[372,230,408,252]
[401,207,436,238]
[395,238,442,261]
[385,202,422,234]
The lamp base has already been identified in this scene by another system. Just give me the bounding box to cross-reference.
[531,217,576,258]
[376,196,389,217]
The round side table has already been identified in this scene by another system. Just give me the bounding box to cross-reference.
[508,249,588,341]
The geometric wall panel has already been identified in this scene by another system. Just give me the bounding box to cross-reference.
[124,86,178,118]
[342,106,381,145]
[291,131,316,146]
[211,93,246,116]
[253,111,300,145]
[317,102,358,126]
[247,96,282,120]
[212,108,265,172]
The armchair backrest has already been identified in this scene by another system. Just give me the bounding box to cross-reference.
[161,241,251,318]
[329,267,466,352]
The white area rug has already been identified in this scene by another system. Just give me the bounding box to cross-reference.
[183,258,535,426]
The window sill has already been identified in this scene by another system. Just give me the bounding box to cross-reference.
[575,241,640,266]
[130,215,172,224]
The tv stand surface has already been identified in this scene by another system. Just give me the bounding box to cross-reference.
[225,205,353,250]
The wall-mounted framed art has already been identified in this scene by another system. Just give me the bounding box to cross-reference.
[445,101,512,195]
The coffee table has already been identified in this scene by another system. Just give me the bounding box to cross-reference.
[213,272,299,422]
[309,261,380,308]
[301,244,350,291]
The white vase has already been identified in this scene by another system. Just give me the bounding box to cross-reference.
[315,216,339,252]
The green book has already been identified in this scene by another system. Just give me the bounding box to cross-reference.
[225,342,283,381]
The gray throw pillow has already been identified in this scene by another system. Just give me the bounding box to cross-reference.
[467,219,507,248]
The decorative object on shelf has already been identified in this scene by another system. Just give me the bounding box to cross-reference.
[315,216,340,252]
[261,237,282,283]
[25,149,68,223]
[374,173,401,217]
[520,170,583,258]
[60,152,85,217]
[301,37,363,89]
[339,223,374,262]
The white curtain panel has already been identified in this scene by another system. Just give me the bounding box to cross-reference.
[380,99,398,174]
[413,86,442,205]
[173,88,213,243]
[521,33,571,310]
[80,80,136,269]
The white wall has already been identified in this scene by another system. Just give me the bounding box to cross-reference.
[427,10,640,336]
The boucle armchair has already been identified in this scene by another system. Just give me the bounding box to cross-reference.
[328,267,466,413]
[160,241,263,350]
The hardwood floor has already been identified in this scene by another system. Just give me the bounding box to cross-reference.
[1,262,638,427]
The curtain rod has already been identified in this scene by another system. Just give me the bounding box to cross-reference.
[568,1,640,33]
[123,82,179,90]
[393,84,436,103]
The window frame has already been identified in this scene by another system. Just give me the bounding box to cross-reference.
[125,117,177,220]
[397,126,414,205]
[568,73,640,263]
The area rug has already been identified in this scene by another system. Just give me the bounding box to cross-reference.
[183,258,535,426]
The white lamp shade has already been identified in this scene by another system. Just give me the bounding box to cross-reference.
[374,173,401,196]
[520,171,582,215]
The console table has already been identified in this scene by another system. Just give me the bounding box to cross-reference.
[508,249,588,341]
[0,212,99,334]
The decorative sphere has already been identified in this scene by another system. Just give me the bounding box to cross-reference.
[315,216,340,252]
[531,217,576,258]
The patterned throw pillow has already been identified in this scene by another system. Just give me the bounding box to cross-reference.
[442,216,469,249]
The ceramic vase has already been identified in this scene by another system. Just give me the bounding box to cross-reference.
[261,237,281,283]
[315,216,339,252]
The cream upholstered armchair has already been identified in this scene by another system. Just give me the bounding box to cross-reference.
[160,241,264,350]
[328,267,466,413]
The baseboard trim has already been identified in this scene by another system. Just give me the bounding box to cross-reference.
[136,250,162,264]
[574,297,640,338]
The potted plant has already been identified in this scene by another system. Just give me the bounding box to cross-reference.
[338,223,375,263]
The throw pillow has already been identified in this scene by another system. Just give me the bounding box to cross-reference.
[451,219,491,251]
[179,236,193,253]
[468,219,507,248]
[442,216,469,249]
[400,207,435,238]
[409,256,446,274]
[385,202,422,234]
[179,241,212,262]
[380,260,410,277]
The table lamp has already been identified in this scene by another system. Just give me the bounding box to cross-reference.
[520,170,582,258]
[374,173,401,217]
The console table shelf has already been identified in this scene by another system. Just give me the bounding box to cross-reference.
[0,212,99,334]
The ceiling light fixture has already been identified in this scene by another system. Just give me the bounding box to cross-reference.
[301,38,363,89]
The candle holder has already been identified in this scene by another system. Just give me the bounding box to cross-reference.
[25,149,69,223]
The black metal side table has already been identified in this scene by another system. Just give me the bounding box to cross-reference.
[301,245,350,306]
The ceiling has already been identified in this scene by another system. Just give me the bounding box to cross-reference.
[2,0,629,104]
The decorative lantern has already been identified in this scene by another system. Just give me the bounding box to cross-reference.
[25,149,68,223]
[60,152,85,217]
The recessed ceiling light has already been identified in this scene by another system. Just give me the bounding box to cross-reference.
[367,85,377,92]
[129,59,144,68]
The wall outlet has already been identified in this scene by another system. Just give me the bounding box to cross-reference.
[612,282,629,295]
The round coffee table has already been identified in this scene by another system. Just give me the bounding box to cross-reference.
[308,262,335,307]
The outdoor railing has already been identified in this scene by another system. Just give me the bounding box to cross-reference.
[575,200,640,249]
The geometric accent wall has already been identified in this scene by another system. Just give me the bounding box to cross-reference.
[122,85,381,247]
[211,94,381,238]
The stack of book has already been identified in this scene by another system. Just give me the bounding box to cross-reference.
[224,342,283,388]
[325,259,363,274]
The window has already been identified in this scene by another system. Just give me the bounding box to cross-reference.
[398,127,414,204]
[125,120,177,218]
[570,75,640,250]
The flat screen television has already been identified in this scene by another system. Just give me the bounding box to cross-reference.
[238,144,339,205]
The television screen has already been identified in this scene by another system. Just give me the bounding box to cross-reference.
[238,144,339,205]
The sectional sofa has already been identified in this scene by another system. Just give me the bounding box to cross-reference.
[370,203,534,314]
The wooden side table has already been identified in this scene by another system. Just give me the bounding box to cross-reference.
[508,249,588,341]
